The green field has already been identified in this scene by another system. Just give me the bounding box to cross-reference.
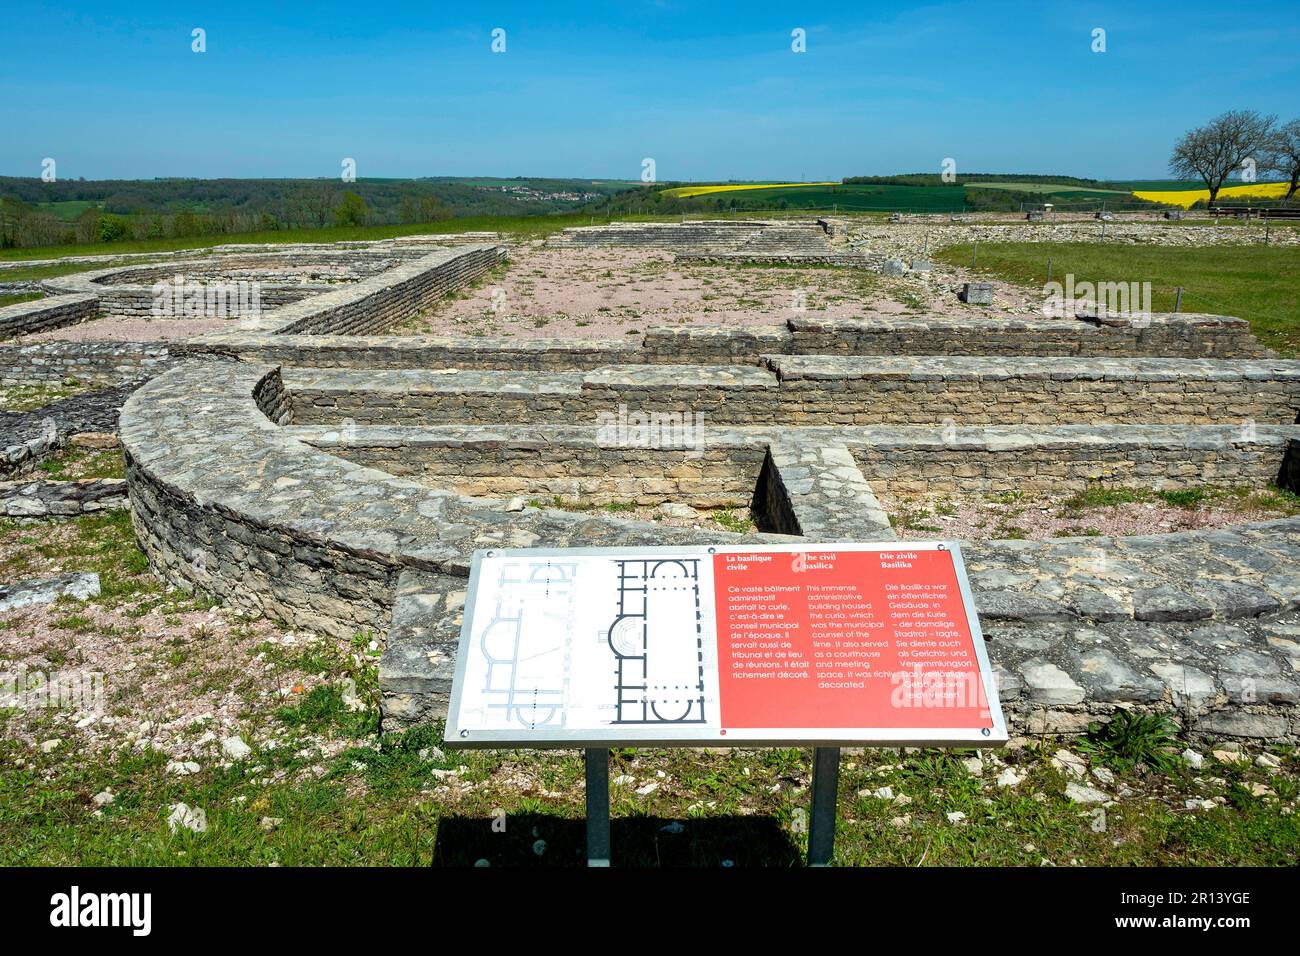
[689,184,969,212]
[1102,180,1208,192]
[934,241,1300,356]
[35,200,104,221]
[965,182,1130,195]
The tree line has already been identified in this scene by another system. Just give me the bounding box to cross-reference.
[0,177,581,249]
[1170,110,1300,202]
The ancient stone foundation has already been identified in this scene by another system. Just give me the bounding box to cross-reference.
[103,233,1300,744]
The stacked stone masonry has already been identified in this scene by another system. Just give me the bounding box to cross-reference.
[0,294,99,341]
[118,360,1300,741]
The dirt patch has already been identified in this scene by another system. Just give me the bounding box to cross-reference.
[0,514,365,759]
[393,242,1039,338]
[20,315,239,343]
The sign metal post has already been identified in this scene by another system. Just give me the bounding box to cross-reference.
[807,746,842,866]
[585,748,611,867]
[445,542,1007,868]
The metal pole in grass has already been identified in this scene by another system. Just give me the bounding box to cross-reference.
[1046,258,1052,285]
[1175,287,1183,313]
[972,236,978,269]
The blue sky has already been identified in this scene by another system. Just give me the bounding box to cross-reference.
[2,1,1296,182]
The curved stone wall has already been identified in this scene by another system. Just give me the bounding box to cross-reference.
[120,360,1300,741]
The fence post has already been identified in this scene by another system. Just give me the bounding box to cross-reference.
[1046,258,1052,285]
[1174,287,1183,313]
[972,236,978,269]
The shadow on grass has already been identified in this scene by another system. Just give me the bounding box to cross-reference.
[433,812,802,867]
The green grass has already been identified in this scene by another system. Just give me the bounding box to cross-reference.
[964,181,1131,196]
[1060,484,1300,517]
[2,724,1294,866]
[1,514,1295,867]
[934,241,1300,356]
[35,199,105,221]
[0,291,44,309]
[0,379,91,411]
[720,184,969,212]
[36,445,126,481]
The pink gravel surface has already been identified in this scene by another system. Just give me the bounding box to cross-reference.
[20,315,242,343]
[0,518,370,760]
[395,242,1038,339]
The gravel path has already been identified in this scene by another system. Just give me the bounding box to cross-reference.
[395,242,1039,338]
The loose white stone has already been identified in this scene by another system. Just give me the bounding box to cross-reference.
[946,811,966,823]
[1065,782,1109,804]
[1181,748,1204,769]
[996,768,1024,788]
[221,736,252,760]
[39,739,60,753]
[92,790,115,807]
[167,803,207,833]
[1051,749,1088,778]
[1092,767,1115,786]
[166,761,201,776]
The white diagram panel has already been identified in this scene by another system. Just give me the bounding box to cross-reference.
[450,551,723,737]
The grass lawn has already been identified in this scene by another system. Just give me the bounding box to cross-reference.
[934,241,1300,356]
[0,292,44,309]
[0,509,1296,866]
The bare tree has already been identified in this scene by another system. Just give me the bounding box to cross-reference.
[1263,119,1300,201]
[1169,110,1276,203]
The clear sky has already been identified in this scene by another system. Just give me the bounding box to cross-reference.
[2,1,1296,182]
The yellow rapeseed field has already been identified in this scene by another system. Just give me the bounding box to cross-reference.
[1132,182,1291,208]
[660,182,838,199]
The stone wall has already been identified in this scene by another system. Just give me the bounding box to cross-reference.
[769,356,1300,426]
[185,311,1272,370]
[0,477,127,518]
[285,421,1299,508]
[280,358,1300,429]
[265,244,507,335]
[118,362,1300,741]
[850,426,1297,495]
[0,294,99,341]
[0,341,173,387]
[293,424,766,507]
[788,314,1269,360]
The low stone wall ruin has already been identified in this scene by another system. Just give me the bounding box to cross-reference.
[0,293,99,342]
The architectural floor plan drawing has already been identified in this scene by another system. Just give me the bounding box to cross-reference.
[474,559,578,730]
[608,558,708,724]
[453,551,721,736]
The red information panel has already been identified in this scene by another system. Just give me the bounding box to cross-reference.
[713,547,995,732]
